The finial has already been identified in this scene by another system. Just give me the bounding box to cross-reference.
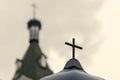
[65,38,83,59]
[31,3,38,19]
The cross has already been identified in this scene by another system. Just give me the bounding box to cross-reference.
[65,38,83,59]
[31,3,38,19]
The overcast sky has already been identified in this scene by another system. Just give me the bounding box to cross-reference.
[0,0,120,80]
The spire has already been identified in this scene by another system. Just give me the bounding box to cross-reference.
[64,38,84,70]
[13,4,53,80]
[31,3,38,19]
[65,38,83,59]
[28,3,41,43]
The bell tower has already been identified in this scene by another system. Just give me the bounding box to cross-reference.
[13,3,53,80]
[28,3,41,43]
[28,18,41,43]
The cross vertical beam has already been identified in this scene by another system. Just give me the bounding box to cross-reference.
[31,3,38,19]
[65,38,83,59]
[73,38,75,59]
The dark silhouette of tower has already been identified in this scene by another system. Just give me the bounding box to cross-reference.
[13,4,53,80]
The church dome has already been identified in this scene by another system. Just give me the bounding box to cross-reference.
[28,19,41,29]
[40,59,104,80]
[40,38,105,80]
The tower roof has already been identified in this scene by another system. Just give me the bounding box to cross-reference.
[64,59,84,71]
[13,42,53,80]
[28,19,41,29]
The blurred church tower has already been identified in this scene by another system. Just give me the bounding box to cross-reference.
[12,4,53,80]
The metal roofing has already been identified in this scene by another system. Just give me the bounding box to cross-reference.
[13,42,53,80]
[40,59,104,80]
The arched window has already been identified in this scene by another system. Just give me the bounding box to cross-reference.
[16,59,22,70]
[37,56,47,68]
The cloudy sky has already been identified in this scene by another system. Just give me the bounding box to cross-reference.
[0,0,120,80]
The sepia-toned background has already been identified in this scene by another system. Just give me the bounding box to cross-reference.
[0,0,119,80]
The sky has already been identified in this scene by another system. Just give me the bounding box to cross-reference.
[0,0,120,80]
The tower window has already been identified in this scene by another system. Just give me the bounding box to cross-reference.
[29,26,39,40]
[16,59,22,70]
[37,56,47,68]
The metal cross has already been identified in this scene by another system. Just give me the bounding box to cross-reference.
[31,3,38,19]
[65,38,83,59]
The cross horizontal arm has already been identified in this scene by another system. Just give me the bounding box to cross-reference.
[65,42,83,49]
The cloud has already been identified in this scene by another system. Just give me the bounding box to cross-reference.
[39,0,104,68]
[0,0,104,79]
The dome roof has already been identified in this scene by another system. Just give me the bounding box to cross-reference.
[40,59,104,80]
[28,19,41,29]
